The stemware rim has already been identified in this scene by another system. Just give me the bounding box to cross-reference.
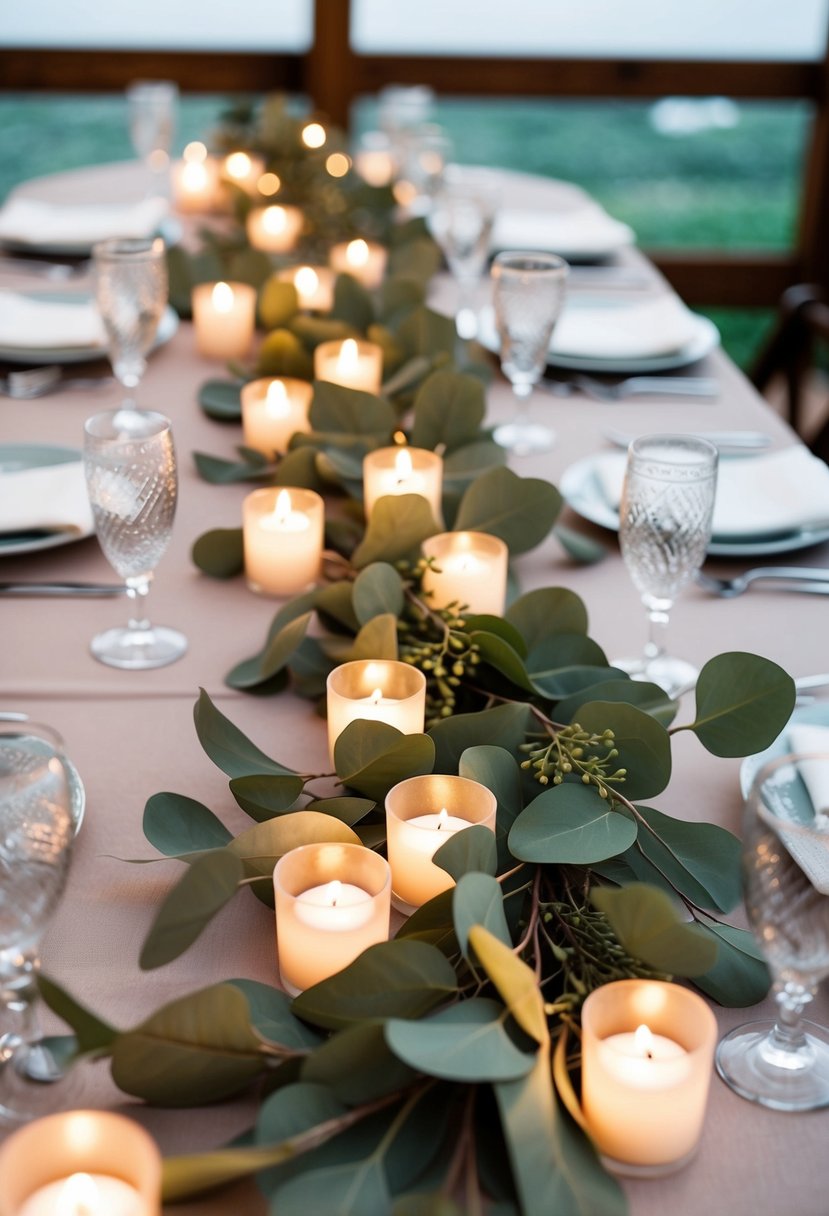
[92,236,166,262]
[83,407,172,443]
[492,250,569,276]
[0,720,64,754]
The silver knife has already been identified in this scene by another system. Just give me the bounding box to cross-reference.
[0,582,126,597]
[604,427,772,454]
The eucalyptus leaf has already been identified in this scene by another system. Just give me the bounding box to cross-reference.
[229,812,361,883]
[335,721,435,802]
[143,792,233,856]
[454,468,561,555]
[112,984,265,1105]
[292,940,458,1031]
[433,823,497,881]
[270,1154,391,1216]
[352,563,405,625]
[38,975,118,1055]
[452,872,512,958]
[386,998,535,1082]
[302,1021,418,1104]
[290,315,359,349]
[509,784,638,866]
[315,580,361,633]
[163,1143,299,1203]
[633,804,742,913]
[410,370,486,452]
[468,925,549,1046]
[306,796,376,826]
[470,630,532,691]
[310,380,396,436]
[442,439,507,485]
[462,614,527,656]
[430,703,532,775]
[227,246,273,289]
[553,522,607,564]
[591,883,718,976]
[577,700,672,800]
[225,612,312,691]
[505,587,588,646]
[389,242,443,286]
[524,635,609,699]
[555,678,677,729]
[197,379,243,421]
[191,528,245,579]
[330,272,376,331]
[229,774,306,820]
[194,688,297,777]
[274,445,327,490]
[352,494,441,568]
[139,850,245,969]
[227,979,322,1049]
[459,745,525,869]
[682,652,796,757]
[193,450,271,484]
[258,276,300,330]
[348,613,400,662]
[257,328,315,379]
[394,888,458,954]
[691,922,770,1006]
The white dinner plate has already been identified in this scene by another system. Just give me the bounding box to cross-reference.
[0,443,94,556]
[559,453,829,558]
[0,298,178,365]
[0,215,182,259]
[478,306,720,374]
[740,703,829,801]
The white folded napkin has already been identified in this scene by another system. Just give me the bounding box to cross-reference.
[0,291,106,349]
[771,723,829,892]
[594,445,829,540]
[0,197,168,246]
[0,461,94,538]
[551,294,700,360]
[492,204,633,258]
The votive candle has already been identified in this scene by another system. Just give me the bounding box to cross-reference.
[363,445,443,521]
[246,204,304,253]
[241,376,313,456]
[278,264,335,311]
[385,774,497,912]
[421,531,508,615]
[0,1110,161,1216]
[274,842,391,994]
[326,659,426,760]
[243,486,324,597]
[353,132,396,187]
[581,979,717,1175]
[329,238,388,290]
[314,337,383,394]
[221,150,266,195]
[172,142,220,213]
[192,280,256,360]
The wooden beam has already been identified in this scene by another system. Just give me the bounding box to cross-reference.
[649,251,801,307]
[797,36,829,294]
[0,49,303,93]
[304,0,355,128]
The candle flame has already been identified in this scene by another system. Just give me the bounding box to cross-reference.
[263,205,287,234]
[326,879,343,907]
[212,281,235,312]
[394,447,413,483]
[182,161,208,190]
[58,1173,99,1216]
[295,266,319,297]
[338,338,359,374]
[437,808,449,830]
[183,140,207,163]
[347,238,370,267]
[273,489,292,524]
[265,380,289,418]
[302,122,327,149]
[633,1024,654,1059]
[369,688,383,705]
[225,151,252,180]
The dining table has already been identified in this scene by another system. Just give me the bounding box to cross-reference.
[1,158,828,1216]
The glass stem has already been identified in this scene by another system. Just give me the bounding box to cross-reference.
[767,980,815,1056]
[510,381,533,433]
[125,573,153,633]
[642,597,672,663]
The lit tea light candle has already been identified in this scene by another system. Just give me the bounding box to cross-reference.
[172,141,220,213]
[329,238,388,290]
[314,337,383,395]
[301,122,327,149]
[191,280,256,360]
[0,1110,161,1216]
[278,264,335,311]
[362,445,443,521]
[581,979,717,1174]
[326,659,426,760]
[353,132,396,187]
[385,774,497,912]
[243,486,324,598]
[246,204,304,253]
[274,842,391,994]
[221,149,266,194]
[241,377,313,456]
[420,530,508,615]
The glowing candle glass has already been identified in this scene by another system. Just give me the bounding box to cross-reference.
[421,531,508,615]
[329,238,388,290]
[246,204,304,253]
[241,376,313,456]
[581,979,717,1176]
[326,659,426,760]
[221,150,266,195]
[386,774,497,913]
[362,445,443,522]
[353,132,396,187]
[243,487,324,598]
[191,280,256,360]
[314,337,383,395]
[171,142,219,213]
[274,842,391,995]
[278,264,335,310]
[0,1110,161,1216]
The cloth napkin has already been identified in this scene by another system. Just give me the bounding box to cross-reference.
[0,460,94,538]
[492,203,633,259]
[0,291,106,348]
[594,445,829,540]
[551,294,700,360]
[769,722,829,893]
[0,196,168,247]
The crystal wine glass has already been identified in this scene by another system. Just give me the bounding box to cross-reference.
[126,79,178,196]
[716,750,829,1110]
[429,173,498,341]
[83,408,187,669]
[93,237,167,409]
[613,434,718,697]
[0,721,73,1125]
[491,251,569,455]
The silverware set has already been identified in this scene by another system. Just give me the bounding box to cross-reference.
[696,567,829,597]
[541,374,719,401]
[0,365,113,398]
[604,427,771,455]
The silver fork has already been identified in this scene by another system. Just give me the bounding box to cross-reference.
[0,366,113,399]
[0,256,92,282]
[695,567,829,597]
[541,375,719,401]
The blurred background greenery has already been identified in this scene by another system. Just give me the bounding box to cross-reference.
[1,92,809,369]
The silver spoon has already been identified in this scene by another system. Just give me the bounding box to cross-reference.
[695,567,829,597]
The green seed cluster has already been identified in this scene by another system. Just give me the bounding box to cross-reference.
[519,723,627,793]
[397,561,481,723]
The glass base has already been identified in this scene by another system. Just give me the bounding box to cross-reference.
[0,1036,78,1127]
[716,1019,829,1111]
[493,420,555,456]
[599,1143,699,1179]
[90,623,187,669]
[612,653,698,699]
